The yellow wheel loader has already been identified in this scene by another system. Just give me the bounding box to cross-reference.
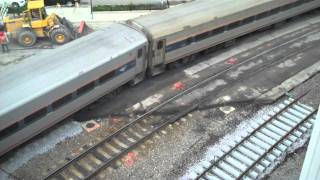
[3,0,75,47]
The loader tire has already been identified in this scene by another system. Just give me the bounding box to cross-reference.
[17,28,37,47]
[50,27,71,45]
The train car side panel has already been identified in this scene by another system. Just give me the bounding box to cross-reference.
[0,23,148,156]
[127,0,320,74]
[165,0,320,63]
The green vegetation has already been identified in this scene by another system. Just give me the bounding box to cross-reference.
[8,4,27,14]
[92,4,168,11]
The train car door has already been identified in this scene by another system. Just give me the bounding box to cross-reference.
[136,45,146,72]
[130,45,147,85]
[148,40,166,76]
[152,39,166,66]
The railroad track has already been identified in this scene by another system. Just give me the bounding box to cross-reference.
[45,26,320,180]
[45,93,199,179]
[194,94,317,180]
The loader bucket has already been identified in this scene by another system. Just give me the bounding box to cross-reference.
[60,17,77,39]
[77,21,93,37]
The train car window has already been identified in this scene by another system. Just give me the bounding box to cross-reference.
[296,1,304,6]
[165,44,173,52]
[52,94,73,110]
[195,31,210,42]
[186,37,193,45]
[226,21,241,30]
[157,41,163,49]
[242,16,255,25]
[211,27,224,36]
[165,37,193,52]
[99,71,116,84]
[292,1,300,7]
[289,2,298,8]
[24,107,47,125]
[77,81,95,96]
[270,7,281,15]
[166,40,187,52]
[282,3,296,11]
[0,122,20,140]
[256,11,269,20]
[166,43,177,52]
[138,48,143,58]
[178,39,188,46]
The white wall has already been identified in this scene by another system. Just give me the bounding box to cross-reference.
[300,105,320,180]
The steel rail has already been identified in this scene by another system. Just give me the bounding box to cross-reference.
[195,92,309,179]
[236,109,316,179]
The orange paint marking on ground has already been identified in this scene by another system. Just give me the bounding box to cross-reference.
[266,43,273,47]
[82,120,101,133]
[172,81,185,90]
[226,57,238,65]
[111,117,121,124]
[122,152,139,167]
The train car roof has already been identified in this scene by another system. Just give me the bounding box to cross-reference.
[95,0,167,5]
[0,23,147,121]
[129,0,290,40]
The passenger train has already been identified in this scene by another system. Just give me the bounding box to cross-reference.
[1,0,319,156]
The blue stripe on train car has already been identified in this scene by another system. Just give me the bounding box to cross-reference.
[115,60,136,75]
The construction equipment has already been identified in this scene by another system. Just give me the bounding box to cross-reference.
[3,0,76,46]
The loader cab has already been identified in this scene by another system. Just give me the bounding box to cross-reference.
[30,8,47,20]
[23,7,48,36]
[26,0,48,28]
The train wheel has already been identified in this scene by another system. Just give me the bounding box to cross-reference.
[182,56,192,64]
[168,61,183,70]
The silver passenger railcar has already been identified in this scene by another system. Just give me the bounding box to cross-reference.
[1,0,320,157]
[127,0,320,76]
[0,24,148,156]
[88,0,169,9]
